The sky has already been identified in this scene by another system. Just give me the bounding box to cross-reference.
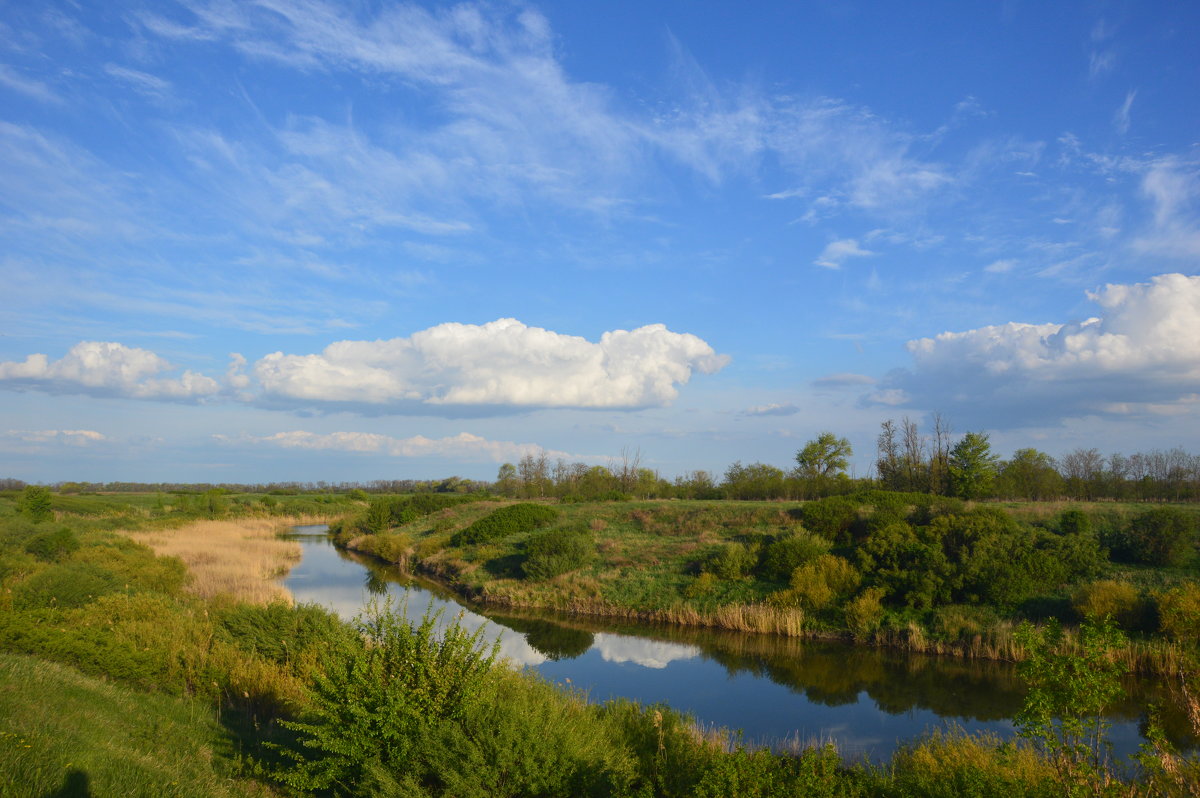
[1,0,1198,484]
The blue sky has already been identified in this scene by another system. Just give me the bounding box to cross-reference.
[2,0,1198,483]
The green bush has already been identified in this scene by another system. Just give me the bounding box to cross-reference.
[24,526,79,562]
[844,587,886,640]
[1122,507,1197,567]
[757,533,831,581]
[1156,584,1200,642]
[703,542,757,580]
[13,561,122,609]
[1056,509,1092,537]
[276,601,499,795]
[1071,580,1141,628]
[451,503,559,546]
[788,555,860,610]
[216,601,355,670]
[523,527,596,580]
[800,496,859,542]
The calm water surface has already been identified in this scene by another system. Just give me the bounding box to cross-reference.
[284,527,1193,761]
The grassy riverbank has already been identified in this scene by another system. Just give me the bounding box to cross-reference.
[334,494,1200,674]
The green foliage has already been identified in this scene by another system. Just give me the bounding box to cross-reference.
[757,532,831,581]
[1122,507,1197,567]
[1014,618,1128,791]
[800,495,860,542]
[276,599,499,794]
[703,542,757,580]
[16,486,52,523]
[12,560,122,608]
[948,432,999,500]
[1155,584,1200,642]
[216,600,355,669]
[1071,580,1141,629]
[692,743,853,798]
[1056,509,1092,537]
[522,526,596,580]
[858,521,951,609]
[844,587,886,640]
[795,432,853,479]
[23,526,79,562]
[788,554,860,610]
[451,503,559,546]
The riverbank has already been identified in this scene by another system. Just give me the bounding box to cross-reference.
[333,494,1200,676]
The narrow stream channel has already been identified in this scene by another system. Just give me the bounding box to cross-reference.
[284,527,1194,761]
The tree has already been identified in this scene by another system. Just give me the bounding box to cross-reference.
[795,432,853,479]
[495,463,519,497]
[17,485,53,522]
[1014,618,1128,791]
[996,448,1062,500]
[948,432,998,500]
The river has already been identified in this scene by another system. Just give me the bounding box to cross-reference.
[283,526,1194,761]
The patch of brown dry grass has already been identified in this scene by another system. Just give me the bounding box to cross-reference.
[124,518,303,605]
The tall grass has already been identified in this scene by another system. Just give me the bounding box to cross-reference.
[0,652,271,798]
[123,518,303,604]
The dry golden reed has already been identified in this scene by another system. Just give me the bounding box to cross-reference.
[124,518,304,605]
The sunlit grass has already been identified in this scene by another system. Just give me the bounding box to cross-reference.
[124,518,305,604]
[0,652,272,798]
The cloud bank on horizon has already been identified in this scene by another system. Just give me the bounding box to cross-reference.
[1,1,1198,481]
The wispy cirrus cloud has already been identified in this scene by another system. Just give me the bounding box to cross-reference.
[742,403,799,417]
[0,63,61,104]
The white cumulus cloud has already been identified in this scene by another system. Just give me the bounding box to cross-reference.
[0,341,220,400]
[253,318,729,411]
[868,273,1200,426]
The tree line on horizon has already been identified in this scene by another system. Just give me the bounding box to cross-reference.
[5,415,1200,502]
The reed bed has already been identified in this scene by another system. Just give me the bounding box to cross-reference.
[123,518,304,605]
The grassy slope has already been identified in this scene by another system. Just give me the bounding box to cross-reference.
[361,500,796,612]
[0,652,273,798]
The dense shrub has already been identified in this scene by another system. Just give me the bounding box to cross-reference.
[24,526,79,562]
[216,601,354,670]
[858,522,951,609]
[13,561,122,609]
[522,527,596,580]
[703,542,757,580]
[843,587,886,640]
[757,533,830,582]
[451,504,560,546]
[788,555,860,610]
[276,602,500,794]
[1071,580,1141,628]
[1120,507,1197,567]
[1156,584,1200,642]
[800,496,859,542]
[1056,509,1092,537]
